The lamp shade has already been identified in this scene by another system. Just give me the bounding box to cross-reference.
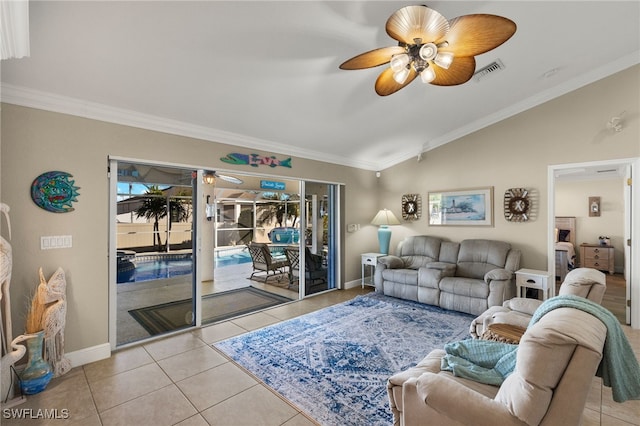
[371,209,400,255]
[371,209,401,226]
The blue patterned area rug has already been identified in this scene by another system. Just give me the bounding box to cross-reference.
[214,292,474,425]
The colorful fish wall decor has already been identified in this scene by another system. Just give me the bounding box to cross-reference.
[220,153,292,168]
[31,171,81,213]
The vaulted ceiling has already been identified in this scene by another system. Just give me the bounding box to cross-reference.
[2,1,639,171]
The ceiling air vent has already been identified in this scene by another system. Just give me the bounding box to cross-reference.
[473,59,505,82]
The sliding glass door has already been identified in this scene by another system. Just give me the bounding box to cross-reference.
[300,181,339,297]
[109,161,343,348]
[111,160,197,347]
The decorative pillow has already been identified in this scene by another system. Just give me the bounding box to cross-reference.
[558,229,570,242]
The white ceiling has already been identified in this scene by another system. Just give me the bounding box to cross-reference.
[1,1,639,171]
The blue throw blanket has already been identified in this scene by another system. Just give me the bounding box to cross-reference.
[530,295,640,403]
[441,339,517,385]
[441,295,640,402]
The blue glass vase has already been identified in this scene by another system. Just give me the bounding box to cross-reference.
[19,331,53,395]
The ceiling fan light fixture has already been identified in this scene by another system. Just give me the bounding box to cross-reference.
[419,43,438,61]
[420,66,436,83]
[390,53,410,72]
[393,67,410,84]
[434,52,454,69]
[339,5,516,96]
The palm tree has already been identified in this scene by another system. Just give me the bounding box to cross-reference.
[135,186,190,251]
[257,194,300,227]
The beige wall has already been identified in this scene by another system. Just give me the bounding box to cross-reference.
[0,105,378,352]
[556,178,625,272]
[378,65,639,271]
[1,65,638,356]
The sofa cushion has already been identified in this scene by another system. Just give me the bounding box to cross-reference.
[440,277,489,298]
[397,236,442,267]
[382,268,419,285]
[456,240,511,279]
[401,255,434,269]
[438,241,460,264]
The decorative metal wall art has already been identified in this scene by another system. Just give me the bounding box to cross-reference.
[401,194,421,220]
[31,171,80,213]
[503,188,530,222]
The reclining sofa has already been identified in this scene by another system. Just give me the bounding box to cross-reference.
[374,236,521,316]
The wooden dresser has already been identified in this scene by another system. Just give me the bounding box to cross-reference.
[580,244,614,274]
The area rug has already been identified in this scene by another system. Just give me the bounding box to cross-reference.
[214,292,474,426]
[129,287,292,334]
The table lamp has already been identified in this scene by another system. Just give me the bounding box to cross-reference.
[371,209,400,254]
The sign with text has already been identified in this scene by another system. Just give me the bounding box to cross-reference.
[260,180,286,190]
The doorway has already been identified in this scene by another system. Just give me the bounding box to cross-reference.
[548,157,640,328]
[206,179,340,303]
[111,160,197,347]
[110,158,343,348]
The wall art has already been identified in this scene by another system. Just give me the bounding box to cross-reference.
[401,194,421,220]
[589,196,600,217]
[221,153,292,168]
[31,171,80,213]
[503,188,530,222]
[428,187,494,226]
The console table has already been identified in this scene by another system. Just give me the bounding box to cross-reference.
[580,244,615,275]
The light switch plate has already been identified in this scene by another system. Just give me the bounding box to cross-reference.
[41,235,72,249]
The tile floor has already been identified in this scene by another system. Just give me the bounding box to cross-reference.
[3,287,640,425]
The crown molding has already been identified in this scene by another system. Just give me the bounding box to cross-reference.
[6,49,636,172]
[0,83,381,171]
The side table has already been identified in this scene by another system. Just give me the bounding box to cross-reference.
[515,268,552,300]
[361,253,385,288]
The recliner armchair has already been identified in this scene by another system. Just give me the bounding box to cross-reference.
[388,305,607,426]
[470,267,606,339]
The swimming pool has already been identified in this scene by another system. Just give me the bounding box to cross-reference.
[215,251,252,267]
[117,251,252,283]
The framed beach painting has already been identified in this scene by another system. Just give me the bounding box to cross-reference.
[428,187,494,226]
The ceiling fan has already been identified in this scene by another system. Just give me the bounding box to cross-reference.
[202,171,243,185]
[339,5,517,96]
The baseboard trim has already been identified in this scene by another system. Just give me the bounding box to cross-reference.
[344,279,369,290]
[66,343,111,368]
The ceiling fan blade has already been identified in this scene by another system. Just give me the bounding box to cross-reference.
[375,67,418,96]
[430,56,476,86]
[339,46,406,70]
[437,14,517,57]
[386,5,449,45]
[216,174,243,185]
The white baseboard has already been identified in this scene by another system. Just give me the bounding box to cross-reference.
[66,343,111,368]
[344,279,369,289]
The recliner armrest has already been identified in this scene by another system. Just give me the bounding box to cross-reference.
[378,255,404,269]
[414,373,524,426]
[503,297,542,315]
[484,268,512,282]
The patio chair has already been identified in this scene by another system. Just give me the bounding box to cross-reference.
[284,246,327,289]
[247,242,289,282]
